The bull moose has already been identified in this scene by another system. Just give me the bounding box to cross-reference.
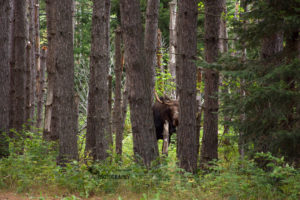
[152,92,179,146]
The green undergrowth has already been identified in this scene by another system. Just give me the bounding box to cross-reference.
[0,131,299,200]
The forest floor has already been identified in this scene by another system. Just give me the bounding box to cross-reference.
[0,190,145,200]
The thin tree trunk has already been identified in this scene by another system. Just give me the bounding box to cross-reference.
[0,0,11,157]
[10,0,28,132]
[120,0,159,167]
[176,0,199,173]
[44,0,57,140]
[34,0,41,128]
[219,0,230,138]
[200,0,223,168]
[86,0,110,161]
[108,74,113,150]
[36,47,46,129]
[29,0,36,124]
[238,0,247,159]
[113,27,124,156]
[25,0,36,124]
[25,39,32,124]
[168,0,177,80]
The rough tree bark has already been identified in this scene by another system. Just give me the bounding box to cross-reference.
[144,0,160,101]
[34,0,41,128]
[36,47,46,129]
[176,0,199,173]
[168,0,177,80]
[25,0,36,125]
[28,0,36,123]
[0,0,11,157]
[200,0,223,167]
[86,0,110,161]
[108,74,113,150]
[10,0,28,132]
[120,0,159,167]
[44,0,57,140]
[53,0,78,165]
[113,27,124,156]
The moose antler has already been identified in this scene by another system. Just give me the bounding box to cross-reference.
[154,90,163,104]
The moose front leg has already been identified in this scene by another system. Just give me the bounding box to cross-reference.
[162,120,169,156]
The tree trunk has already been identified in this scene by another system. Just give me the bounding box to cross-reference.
[238,0,247,159]
[44,0,57,140]
[168,0,177,80]
[10,0,28,132]
[200,0,223,167]
[120,0,159,167]
[28,0,36,124]
[36,47,46,129]
[86,0,110,161]
[144,0,160,102]
[53,0,78,165]
[261,32,283,59]
[113,27,124,156]
[25,0,36,125]
[34,0,41,129]
[108,74,113,150]
[0,0,11,157]
[176,0,199,173]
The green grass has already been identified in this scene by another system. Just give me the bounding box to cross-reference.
[0,129,299,200]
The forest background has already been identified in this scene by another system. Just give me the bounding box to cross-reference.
[0,0,300,199]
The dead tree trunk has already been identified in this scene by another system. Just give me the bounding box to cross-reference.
[44,0,57,140]
[176,0,199,173]
[0,0,11,157]
[120,0,159,167]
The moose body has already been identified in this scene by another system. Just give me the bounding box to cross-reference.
[152,96,179,144]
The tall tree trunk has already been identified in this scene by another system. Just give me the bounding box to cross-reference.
[113,27,124,156]
[0,0,11,157]
[144,0,160,101]
[10,0,28,132]
[219,0,229,135]
[86,0,110,161]
[108,74,113,150]
[44,0,57,140]
[168,0,177,80]
[53,0,78,165]
[120,0,159,167]
[36,47,46,129]
[200,0,223,167]
[176,0,199,173]
[26,0,36,124]
[34,0,41,128]
[238,0,247,159]
[25,0,36,125]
